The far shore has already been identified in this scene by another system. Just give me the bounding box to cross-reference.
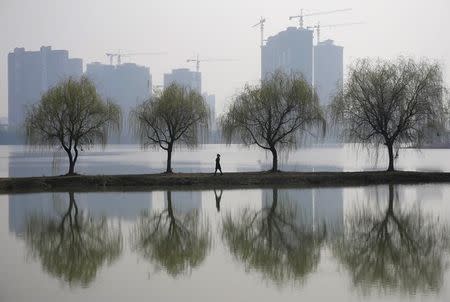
[1,170,450,194]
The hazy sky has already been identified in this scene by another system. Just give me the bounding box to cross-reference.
[1,0,449,118]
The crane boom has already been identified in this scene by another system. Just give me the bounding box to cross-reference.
[289,8,352,29]
[187,54,235,72]
[252,17,266,48]
[307,21,363,43]
[105,51,167,65]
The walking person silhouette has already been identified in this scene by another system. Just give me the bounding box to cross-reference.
[214,154,223,176]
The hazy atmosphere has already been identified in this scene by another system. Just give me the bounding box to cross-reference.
[1,0,449,118]
[3,1,450,301]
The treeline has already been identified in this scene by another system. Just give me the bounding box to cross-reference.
[24,57,449,175]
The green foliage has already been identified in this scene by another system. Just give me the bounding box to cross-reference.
[130,83,209,149]
[24,193,123,287]
[25,76,121,174]
[221,189,325,286]
[331,57,447,170]
[221,70,324,171]
[131,191,211,277]
[130,83,209,172]
[332,185,450,294]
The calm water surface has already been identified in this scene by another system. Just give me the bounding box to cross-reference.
[2,144,450,301]
[2,144,450,177]
[1,185,450,301]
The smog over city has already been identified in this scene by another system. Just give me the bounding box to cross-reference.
[1,1,450,302]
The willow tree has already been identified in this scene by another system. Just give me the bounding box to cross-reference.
[331,57,447,171]
[25,76,121,175]
[24,192,123,287]
[222,188,326,286]
[332,185,450,294]
[131,191,211,277]
[221,71,324,172]
[130,84,209,173]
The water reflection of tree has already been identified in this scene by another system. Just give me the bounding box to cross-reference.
[222,188,325,286]
[131,191,211,277]
[24,192,123,287]
[332,184,450,294]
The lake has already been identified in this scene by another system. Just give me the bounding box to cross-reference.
[2,144,450,177]
[1,144,450,301]
[2,185,450,301]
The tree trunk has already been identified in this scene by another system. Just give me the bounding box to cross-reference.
[386,143,395,172]
[387,184,394,214]
[167,191,173,217]
[166,143,173,173]
[68,160,75,175]
[270,146,278,172]
[65,148,75,175]
[271,188,278,212]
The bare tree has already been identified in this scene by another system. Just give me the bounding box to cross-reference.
[221,71,324,172]
[331,57,447,171]
[130,84,209,173]
[25,76,121,175]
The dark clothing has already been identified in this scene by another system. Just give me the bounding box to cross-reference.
[215,156,222,175]
[215,157,221,169]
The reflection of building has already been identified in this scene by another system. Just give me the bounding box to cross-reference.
[314,40,343,106]
[261,27,313,84]
[8,192,152,235]
[8,46,82,127]
[262,187,343,235]
[165,191,202,215]
[163,68,201,93]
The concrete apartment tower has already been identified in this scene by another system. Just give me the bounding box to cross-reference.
[163,68,201,93]
[86,62,151,115]
[314,39,343,106]
[7,46,82,127]
[86,62,151,143]
[261,27,313,84]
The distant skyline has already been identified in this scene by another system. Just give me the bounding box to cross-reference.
[1,0,449,119]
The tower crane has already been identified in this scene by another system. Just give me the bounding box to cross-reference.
[105,51,167,65]
[307,22,363,44]
[186,54,235,72]
[289,8,352,29]
[252,17,266,48]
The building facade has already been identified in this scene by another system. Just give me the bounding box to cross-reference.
[261,27,313,84]
[86,62,151,142]
[314,39,343,106]
[203,93,216,129]
[86,62,151,115]
[164,68,201,93]
[8,46,82,127]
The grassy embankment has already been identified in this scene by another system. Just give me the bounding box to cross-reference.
[1,171,450,193]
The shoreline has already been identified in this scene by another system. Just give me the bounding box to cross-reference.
[1,171,450,194]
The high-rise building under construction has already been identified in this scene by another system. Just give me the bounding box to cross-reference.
[261,27,313,84]
[261,27,343,107]
[314,39,343,106]
[8,46,82,127]
[163,68,201,93]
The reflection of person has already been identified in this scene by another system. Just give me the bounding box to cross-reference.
[214,154,223,176]
[214,189,223,212]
